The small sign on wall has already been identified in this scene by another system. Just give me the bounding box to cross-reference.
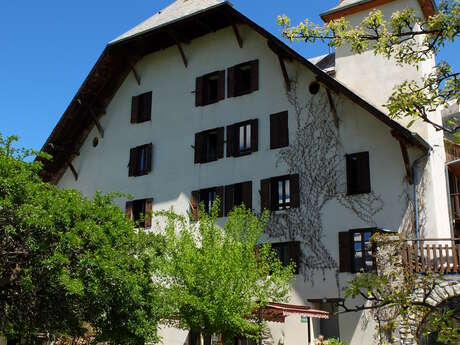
[301,315,308,323]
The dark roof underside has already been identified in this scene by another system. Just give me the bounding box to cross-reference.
[40,2,429,183]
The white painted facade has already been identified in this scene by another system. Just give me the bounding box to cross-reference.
[53,1,450,344]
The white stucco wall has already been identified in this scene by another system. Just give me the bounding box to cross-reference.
[56,20,438,345]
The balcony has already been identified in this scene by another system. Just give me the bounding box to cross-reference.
[402,239,460,274]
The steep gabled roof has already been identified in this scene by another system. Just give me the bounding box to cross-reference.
[111,0,225,44]
[40,0,429,183]
[321,0,436,22]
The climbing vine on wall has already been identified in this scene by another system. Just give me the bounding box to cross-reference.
[265,77,384,280]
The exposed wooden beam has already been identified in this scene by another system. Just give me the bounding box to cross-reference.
[167,29,188,68]
[277,54,291,92]
[228,16,243,48]
[130,65,141,86]
[47,143,80,156]
[77,99,105,138]
[391,130,415,185]
[267,40,293,62]
[68,161,78,181]
[326,88,339,128]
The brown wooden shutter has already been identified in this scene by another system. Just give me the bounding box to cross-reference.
[191,191,200,221]
[289,241,301,274]
[226,125,236,157]
[260,179,271,212]
[227,67,235,98]
[346,154,353,194]
[145,92,152,121]
[280,111,289,148]
[218,70,226,101]
[195,76,204,106]
[225,184,235,216]
[131,96,139,123]
[250,119,258,153]
[290,174,300,209]
[358,152,371,193]
[242,181,253,211]
[146,143,153,173]
[217,127,225,159]
[194,133,204,164]
[216,186,224,217]
[270,114,279,149]
[125,201,133,220]
[129,148,136,176]
[144,198,154,228]
[250,60,259,92]
[339,232,353,273]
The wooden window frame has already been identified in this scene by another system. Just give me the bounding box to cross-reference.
[271,241,301,274]
[196,70,225,107]
[131,91,152,124]
[349,228,378,273]
[191,186,224,219]
[346,152,371,195]
[129,143,153,177]
[224,181,252,216]
[227,119,258,157]
[260,174,300,212]
[125,198,153,228]
[228,60,259,98]
[195,128,225,164]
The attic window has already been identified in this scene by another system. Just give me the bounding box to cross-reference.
[131,92,152,123]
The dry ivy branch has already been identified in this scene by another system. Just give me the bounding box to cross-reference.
[265,77,383,280]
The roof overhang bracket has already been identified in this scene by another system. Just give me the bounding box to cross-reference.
[77,99,105,138]
[130,64,141,86]
[167,29,188,68]
[392,130,414,185]
[67,161,78,181]
[228,15,243,48]
[267,41,292,92]
[326,88,339,129]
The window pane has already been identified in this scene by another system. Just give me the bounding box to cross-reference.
[354,233,362,242]
[278,180,284,206]
[363,232,372,241]
[285,179,290,204]
[239,126,245,151]
[246,125,251,150]
[139,147,146,173]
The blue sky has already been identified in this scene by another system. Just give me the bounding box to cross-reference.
[1,0,459,151]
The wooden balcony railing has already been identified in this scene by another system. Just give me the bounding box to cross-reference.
[402,239,460,274]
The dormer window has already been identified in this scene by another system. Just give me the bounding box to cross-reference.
[228,60,259,97]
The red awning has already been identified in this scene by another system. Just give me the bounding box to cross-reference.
[262,302,329,323]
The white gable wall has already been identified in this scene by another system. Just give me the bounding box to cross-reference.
[58,23,431,345]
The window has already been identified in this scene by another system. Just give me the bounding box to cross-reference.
[271,241,301,274]
[228,60,259,97]
[188,331,201,345]
[196,71,225,106]
[260,175,300,212]
[338,229,377,273]
[346,152,371,195]
[129,143,153,177]
[270,111,289,149]
[226,119,258,157]
[195,128,224,164]
[125,198,153,228]
[191,187,224,220]
[308,299,340,340]
[225,181,252,216]
[131,91,152,123]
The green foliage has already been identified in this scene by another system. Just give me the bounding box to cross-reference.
[157,201,294,342]
[279,1,460,138]
[0,134,165,344]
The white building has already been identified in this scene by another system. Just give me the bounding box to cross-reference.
[39,0,452,344]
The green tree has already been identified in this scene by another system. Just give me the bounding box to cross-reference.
[157,203,294,344]
[278,0,460,139]
[0,134,166,344]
